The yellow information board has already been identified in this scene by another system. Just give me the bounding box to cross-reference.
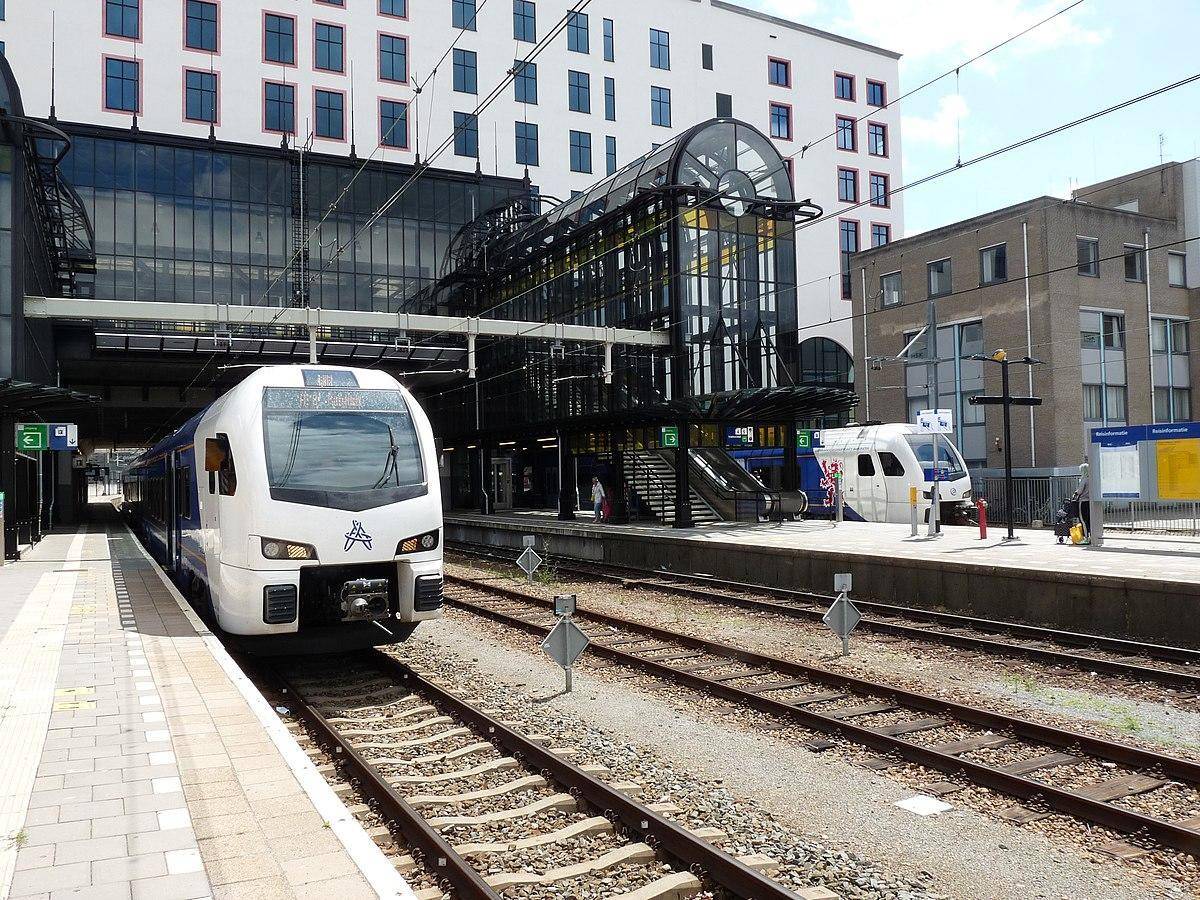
[1156,438,1200,500]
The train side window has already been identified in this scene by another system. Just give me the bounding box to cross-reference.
[205,435,238,496]
[879,452,905,477]
[177,467,192,519]
[857,454,876,476]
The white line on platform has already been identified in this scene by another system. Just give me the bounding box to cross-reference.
[126,525,417,900]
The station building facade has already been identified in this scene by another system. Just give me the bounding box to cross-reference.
[850,161,1200,473]
[0,0,903,384]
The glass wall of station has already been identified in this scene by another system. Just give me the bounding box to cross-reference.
[57,127,524,311]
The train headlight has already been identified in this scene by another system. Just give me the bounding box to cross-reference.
[260,537,318,561]
[397,530,439,554]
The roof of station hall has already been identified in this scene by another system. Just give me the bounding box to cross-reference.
[500,119,797,252]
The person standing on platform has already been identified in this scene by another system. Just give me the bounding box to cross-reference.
[1076,456,1091,542]
[591,477,606,522]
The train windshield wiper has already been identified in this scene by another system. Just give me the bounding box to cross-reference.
[372,424,400,490]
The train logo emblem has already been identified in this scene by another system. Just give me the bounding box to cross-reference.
[343,521,374,552]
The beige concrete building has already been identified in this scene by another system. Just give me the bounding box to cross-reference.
[851,162,1200,471]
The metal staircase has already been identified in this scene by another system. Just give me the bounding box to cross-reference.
[19,121,96,296]
[627,450,720,525]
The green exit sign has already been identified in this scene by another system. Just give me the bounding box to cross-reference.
[16,423,48,451]
[660,426,679,448]
[797,430,814,449]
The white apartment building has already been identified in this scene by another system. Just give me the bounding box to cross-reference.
[0,0,902,360]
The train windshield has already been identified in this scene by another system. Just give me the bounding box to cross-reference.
[903,434,967,480]
[262,388,426,511]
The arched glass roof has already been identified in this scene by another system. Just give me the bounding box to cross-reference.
[505,118,797,251]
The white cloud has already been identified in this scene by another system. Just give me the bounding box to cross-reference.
[744,0,1108,71]
[904,94,969,148]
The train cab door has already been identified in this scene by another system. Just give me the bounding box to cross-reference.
[877,450,909,523]
[170,451,186,573]
[854,452,886,522]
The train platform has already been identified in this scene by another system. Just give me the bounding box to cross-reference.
[0,506,413,900]
[445,510,1200,647]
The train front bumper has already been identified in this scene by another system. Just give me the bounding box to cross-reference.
[212,556,443,638]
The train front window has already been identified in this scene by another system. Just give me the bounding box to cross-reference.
[903,435,966,479]
[263,388,425,510]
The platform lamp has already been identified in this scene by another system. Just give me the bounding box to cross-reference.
[965,350,1043,542]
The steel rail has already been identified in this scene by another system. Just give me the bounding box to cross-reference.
[261,664,502,900]
[446,543,1200,686]
[372,652,802,900]
[445,575,1200,857]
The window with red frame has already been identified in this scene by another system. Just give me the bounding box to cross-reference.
[834,73,854,100]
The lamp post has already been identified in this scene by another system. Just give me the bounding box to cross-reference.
[966,350,1043,542]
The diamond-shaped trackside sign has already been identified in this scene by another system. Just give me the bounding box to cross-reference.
[541,617,590,669]
[517,547,542,577]
[822,595,861,640]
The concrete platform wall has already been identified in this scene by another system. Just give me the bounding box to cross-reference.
[446,517,1200,648]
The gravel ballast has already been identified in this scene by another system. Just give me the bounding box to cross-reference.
[398,612,1185,900]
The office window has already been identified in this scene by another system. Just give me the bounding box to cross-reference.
[568,11,588,53]
[606,135,617,175]
[603,76,615,121]
[515,121,539,166]
[834,72,854,100]
[1169,251,1187,287]
[839,220,858,299]
[650,28,670,70]
[380,0,408,17]
[702,43,713,70]
[603,18,614,61]
[980,243,1007,284]
[769,102,791,140]
[264,14,295,65]
[651,86,671,127]
[314,89,344,139]
[453,0,477,30]
[837,167,857,203]
[105,0,139,39]
[866,80,885,106]
[185,1,218,52]
[867,122,887,156]
[1152,316,1191,422]
[453,48,477,93]
[314,23,344,73]
[568,70,591,113]
[905,321,986,466]
[1077,237,1099,276]
[880,271,901,306]
[514,60,538,104]
[715,92,732,118]
[1124,243,1146,282]
[872,224,890,247]
[768,58,790,87]
[1080,311,1127,425]
[380,34,409,83]
[454,111,478,157]
[569,130,591,173]
[104,58,139,112]
[264,81,295,132]
[513,0,536,42]
[836,116,856,151]
[927,258,952,297]
[869,173,889,207]
[184,70,217,123]
[380,99,409,147]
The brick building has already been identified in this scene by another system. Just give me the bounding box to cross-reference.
[850,161,1200,472]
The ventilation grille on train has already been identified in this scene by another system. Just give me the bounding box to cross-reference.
[263,585,298,624]
[414,575,444,612]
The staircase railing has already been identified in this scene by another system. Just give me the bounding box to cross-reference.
[627,454,676,522]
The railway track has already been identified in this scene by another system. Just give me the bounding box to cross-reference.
[443,572,1200,862]
[263,650,808,900]
[446,543,1200,694]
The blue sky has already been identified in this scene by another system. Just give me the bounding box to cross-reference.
[743,0,1200,236]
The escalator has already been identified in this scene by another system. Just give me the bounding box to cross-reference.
[626,447,777,524]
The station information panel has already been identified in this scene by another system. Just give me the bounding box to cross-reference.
[1090,422,1200,501]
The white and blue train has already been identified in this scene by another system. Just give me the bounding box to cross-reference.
[123,365,443,653]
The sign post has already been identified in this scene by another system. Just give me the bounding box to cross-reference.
[916,409,954,536]
[516,546,543,583]
[822,573,860,657]
[541,594,589,693]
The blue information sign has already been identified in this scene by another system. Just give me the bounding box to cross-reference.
[725,426,755,447]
